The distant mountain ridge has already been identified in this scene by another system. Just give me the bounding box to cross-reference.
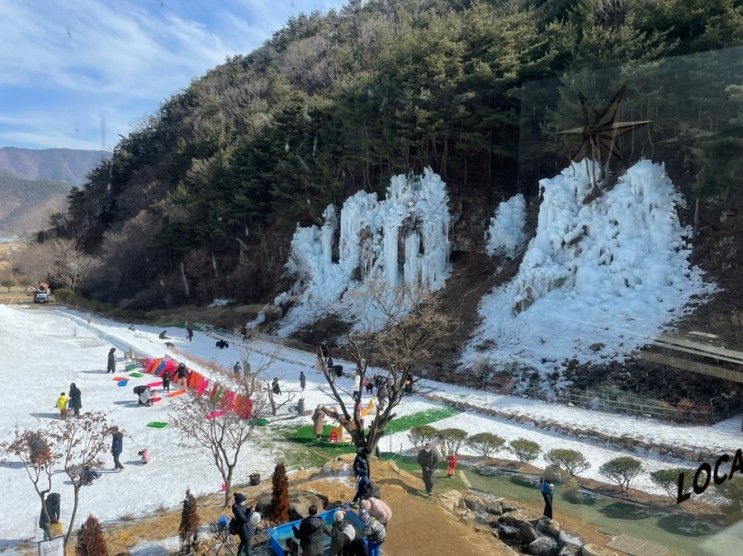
[0,175,69,236]
[0,146,108,186]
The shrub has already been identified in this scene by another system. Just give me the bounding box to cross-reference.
[437,428,468,455]
[544,449,590,477]
[1,279,13,292]
[509,438,540,464]
[466,432,505,459]
[599,457,643,491]
[76,515,108,556]
[650,468,693,500]
[270,463,290,523]
[408,425,437,449]
[178,489,199,554]
[718,476,743,521]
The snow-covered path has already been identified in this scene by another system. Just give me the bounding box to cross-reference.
[1,304,739,547]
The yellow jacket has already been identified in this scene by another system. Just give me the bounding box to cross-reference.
[55,394,69,410]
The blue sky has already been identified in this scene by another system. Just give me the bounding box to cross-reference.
[0,0,348,151]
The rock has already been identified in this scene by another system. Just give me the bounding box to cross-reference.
[580,544,621,556]
[388,460,400,474]
[558,531,583,551]
[559,547,580,556]
[288,492,327,520]
[485,499,505,515]
[463,494,486,512]
[520,523,540,544]
[536,517,561,538]
[499,509,541,528]
[262,304,283,322]
[529,535,559,556]
[497,524,521,543]
[437,489,463,513]
[501,500,520,512]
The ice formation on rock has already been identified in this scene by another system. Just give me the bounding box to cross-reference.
[463,159,714,383]
[485,193,527,259]
[278,168,451,335]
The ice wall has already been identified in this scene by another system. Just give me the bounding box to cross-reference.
[485,193,527,259]
[464,159,714,383]
[277,168,451,335]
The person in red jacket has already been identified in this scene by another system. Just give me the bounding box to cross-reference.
[446,452,458,477]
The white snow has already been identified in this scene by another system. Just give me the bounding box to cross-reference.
[277,168,451,335]
[485,193,527,259]
[464,160,715,379]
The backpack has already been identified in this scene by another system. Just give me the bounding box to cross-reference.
[228,517,239,535]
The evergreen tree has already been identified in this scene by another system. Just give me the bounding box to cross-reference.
[76,515,109,556]
[178,489,200,554]
[269,463,290,524]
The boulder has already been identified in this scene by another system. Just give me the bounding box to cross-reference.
[463,493,486,512]
[288,492,327,520]
[262,304,283,322]
[497,524,521,543]
[536,517,561,538]
[437,489,464,513]
[499,509,541,528]
[485,499,505,515]
[529,535,559,556]
[559,547,580,556]
[558,531,584,551]
[519,523,540,544]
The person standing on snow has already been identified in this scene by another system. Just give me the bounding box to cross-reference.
[185,324,194,342]
[39,492,61,540]
[107,347,116,374]
[68,383,82,417]
[111,427,124,471]
[233,361,242,375]
[55,391,69,419]
[299,371,306,392]
[271,377,281,396]
[291,504,326,556]
[417,442,440,495]
[540,478,555,519]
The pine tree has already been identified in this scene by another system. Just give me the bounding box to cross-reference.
[76,515,109,556]
[270,463,290,524]
[178,489,200,554]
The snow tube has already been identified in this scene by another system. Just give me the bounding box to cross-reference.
[125,363,137,372]
[129,372,144,378]
[164,359,179,374]
[154,360,168,376]
[168,390,187,398]
[187,371,203,389]
[151,396,162,403]
[117,380,128,387]
[147,380,163,388]
[197,379,210,395]
[147,421,167,428]
[146,358,162,374]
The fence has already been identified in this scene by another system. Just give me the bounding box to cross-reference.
[558,391,713,425]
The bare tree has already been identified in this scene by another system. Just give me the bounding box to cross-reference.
[170,365,268,507]
[318,283,458,456]
[2,428,60,537]
[15,238,98,292]
[49,412,112,545]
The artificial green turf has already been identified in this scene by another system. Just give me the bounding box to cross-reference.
[286,406,460,448]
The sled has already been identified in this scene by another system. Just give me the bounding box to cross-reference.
[248,417,268,427]
[125,363,137,372]
[151,396,162,403]
[147,380,163,388]
[112,376,126,381]
[129,372,144,378]
[168,389,187,398]
[147,421,168,428]
[117,380,128,387]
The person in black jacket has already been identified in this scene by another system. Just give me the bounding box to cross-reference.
[68,383,82,417]
[299,371,306,392]
[111,427,124,471]
[107,347,116,373]
[353,447,370,480]
[417,443,440,495]
[177,363,188,388]
[272,377,281,395]
[232,493,257,556]
[39,492,61,539]
[291,504,326,556]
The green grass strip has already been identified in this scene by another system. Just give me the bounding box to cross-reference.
[286,406,460,447]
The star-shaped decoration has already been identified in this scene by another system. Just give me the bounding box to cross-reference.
[557,83,651,195]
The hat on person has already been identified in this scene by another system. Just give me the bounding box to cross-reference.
[334,510,345,522]
[234,492,246,504]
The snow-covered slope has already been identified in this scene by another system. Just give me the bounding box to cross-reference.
[464,159,714,382]
[277,168,451,335]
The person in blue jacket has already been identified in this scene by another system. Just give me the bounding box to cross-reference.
[540,478,555,519]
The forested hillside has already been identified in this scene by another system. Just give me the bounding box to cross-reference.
[0,176,69,236]
[52,0,742,309]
